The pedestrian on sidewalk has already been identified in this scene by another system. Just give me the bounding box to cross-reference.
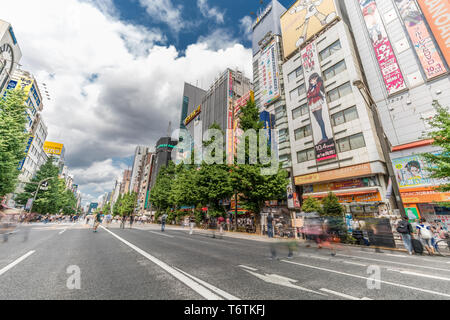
[129,214,134,229]
[267,213,274,238]
[189,215,195,235]
[120,215,126,229]
[218,215,225,238]
[93,211,102,232]
[416,218,435,255]
[396,216,414,255]
[161,213,168,232]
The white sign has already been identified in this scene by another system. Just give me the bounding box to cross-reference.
[259,41,281,106]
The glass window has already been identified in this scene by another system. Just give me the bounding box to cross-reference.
[300,103,309,116]
[323,60,346,81]
[349,133,366,150]
[337,137,351,152]
[290,87,299,100]
[298,84,306,96]
[339,82,352,98]
[294,125,312,140]
[297,148,315,162]
[288,70,296,83]
[319,40,341,61]
[295,66,303,78]
[343,106,358,122]
[327,82,352,103]
[330,40,342,54]
[327,87,340,103]
[331,111,345,126]
[292,107,301,120]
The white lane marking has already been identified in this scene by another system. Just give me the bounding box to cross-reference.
[0,251,35,276]
[337,253,450,273]
[343,261,368,267]
[268,274,299,283]
[101,226,226,300]
[282,260,450,298]
[238,265,258,271]
[385,254,407,258]
[319,288,364,300]
[243,270,327,296]
[396,270,450,282]
[59,229,66,235]
[149,231,174,238]
[174,267,239,300]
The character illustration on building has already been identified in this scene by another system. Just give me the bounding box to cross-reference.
[290,0,337,47]
[361,0,383,44]
[307,73,328,144]
[394,0,421,27]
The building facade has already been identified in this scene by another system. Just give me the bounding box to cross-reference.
[129,146,149,194]
[342,0,450,226]
[120,169,132,195]
[137,152,154,214]
[150,137,177,188]
[281,1,393,221]
[0,19,22,94]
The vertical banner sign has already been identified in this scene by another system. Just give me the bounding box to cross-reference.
[259,40,281,106]
[17,136,34,171]
[227,71,234,165]
[417,0,450,67]
[233,91,254,156]
[301,42,337,162]
[359,0,407,95]
[394,0,447,79]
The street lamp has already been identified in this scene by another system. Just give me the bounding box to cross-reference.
[28,177,53,214]
[352,80,405,217]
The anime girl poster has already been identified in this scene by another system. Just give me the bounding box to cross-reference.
[301,42,337,162]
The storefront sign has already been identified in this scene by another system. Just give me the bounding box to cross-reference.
[392,154,450,188]
[301,42,337,162]
[394,0,447,79]
[418,0,450,66]
[184,105,201,126]
[400,187,450,204]
[259,40,281,106]
[295,163,372,185]
[303,176,378,193]
[359,0,407,95]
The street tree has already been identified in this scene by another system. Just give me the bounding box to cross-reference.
[0,89,28,197]
[302,197,322,213]
[321,192,344,217]
[422,100,450,193]
[149,161,176,213]
[119,192,137,216]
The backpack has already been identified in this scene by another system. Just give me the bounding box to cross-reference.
[396,220,409,234]
[419,225,433,240]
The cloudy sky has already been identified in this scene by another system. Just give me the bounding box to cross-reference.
[2,0,291,206]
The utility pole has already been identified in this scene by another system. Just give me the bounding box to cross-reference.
[28,177,53,214]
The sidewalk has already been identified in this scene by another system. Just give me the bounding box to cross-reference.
[133,223,450,257]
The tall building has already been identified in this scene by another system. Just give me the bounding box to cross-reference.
[280,0,393,221]
[129,146,149,194]
[120,169,131,195]
[150,137,177,188]
[137,152,155,214]
[0,19,22,94]
[342,0,450,225]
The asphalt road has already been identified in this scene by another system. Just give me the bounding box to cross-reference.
[1,222,450,300]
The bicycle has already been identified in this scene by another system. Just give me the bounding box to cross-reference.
[433,236,450,256]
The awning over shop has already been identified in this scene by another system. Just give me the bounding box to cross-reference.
[303,188,379,199]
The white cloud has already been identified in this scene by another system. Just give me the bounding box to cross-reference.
[2,0,252,202]
[138,0,184,32]
[239,16,253,41]
[197,0,225,24]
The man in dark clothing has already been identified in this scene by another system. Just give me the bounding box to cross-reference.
[267,213,274,238]
[397,216,414,254]
[93,211,102,232]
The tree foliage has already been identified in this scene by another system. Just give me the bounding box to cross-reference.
[321,192,344,217]
[0,89,28,197]
[302,197,322,213]
[422,100,450,192]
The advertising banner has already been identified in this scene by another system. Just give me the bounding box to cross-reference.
[43,141,64,156]
[295,162,372,185]
[392,154,450,188]
[280,0,338,58]
[393,0,447,79]
[301,42,337,162]
[233,91,254,156]
[418,0,450,66]
[17,136,34,171]
[359,0,407,95]
[259,40,281,106]
[303,176,378,193]
[226,70,234,164]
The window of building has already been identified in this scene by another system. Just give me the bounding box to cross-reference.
[297,148,315,162]
[323,60,347,81]
[331,106,358,126]
[288,65,303,83]
[290,84,306,101]
[326,82,352,103]
[275,106,286,120]
[292,103,309,120]
[319,40,342,61]
[278,128,288,143]
[336,133,366,153]
[294,125,312,140]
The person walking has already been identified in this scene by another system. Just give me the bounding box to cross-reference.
[161,213,168,232]
[416,218,435,255]
[93,211,102,232]
[105,213,112,228]
[120,215,126,229]
[129,214,134,229]
[267,213,274,238]
[396,216,414,255]
[189,215,195,235]
[217,215,225,238]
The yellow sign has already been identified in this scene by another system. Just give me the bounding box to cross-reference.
[280,0,338,58]
[184,105,201,126]
[295,163,372,185]
[16,76,34,96]
[44,141,64,155]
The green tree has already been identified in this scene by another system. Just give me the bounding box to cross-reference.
[422,100,450,192]
[61,188,77,215]
[232,98,288,217]
[171,163,200,211]
[16,157,60,214]
[113,194,123,216]
[149,162,176,213]
[103,201,111,215]
[0,89,28,197]
[119,192,137,216]
[302,197,322,213]
[321,192,344,217]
